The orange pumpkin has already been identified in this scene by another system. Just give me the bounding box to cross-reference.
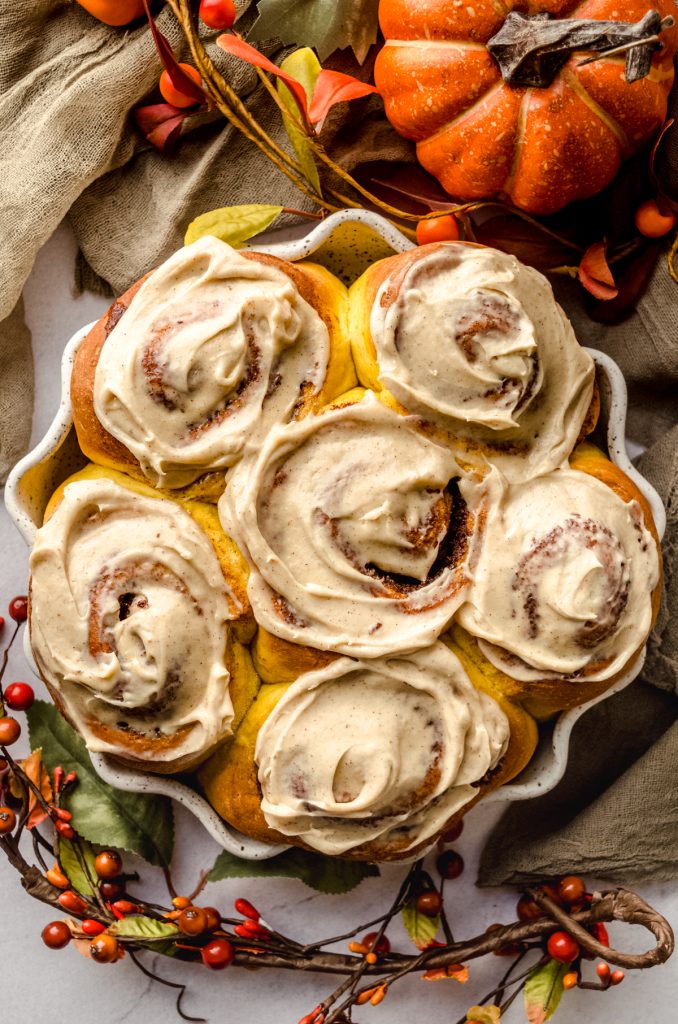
[374,0,677,214]
[76,0,145,26]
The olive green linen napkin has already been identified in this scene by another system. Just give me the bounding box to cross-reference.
[0,1,677,881]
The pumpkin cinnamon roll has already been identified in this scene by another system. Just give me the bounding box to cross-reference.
[28,466,259,773]
[199,642,534,861]
[72,235,354,497]
[349,242,596,481]
[219,390,484,661]
[456,444,662,715]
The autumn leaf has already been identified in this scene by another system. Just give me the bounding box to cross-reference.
[278,49,322,194]
[217,33,309,120]
[401,902,440,950]
[134,103,192,153]
[309,69,378,128]
[524,959,567,1024]
[12,749,53,829]
[184,204,284,247]
[578,241,619,299]
[251,0,380,63]
[422,963,469,983]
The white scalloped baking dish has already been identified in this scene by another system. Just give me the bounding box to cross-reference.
[5,210,666,860]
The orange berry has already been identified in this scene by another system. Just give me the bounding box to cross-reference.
[94,850,122,880]
[90,933,119,963]
[416,214,460,245]
[46,865,70,890]
[159,65,202,108]
[563,971,578,989]
[172,896,191,910]
[610,969,625,986]
[635,198,676,238]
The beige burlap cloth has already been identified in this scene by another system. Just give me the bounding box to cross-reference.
[1,1,676,881]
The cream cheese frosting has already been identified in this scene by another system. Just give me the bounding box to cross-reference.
[457,466,660,681]
[255,643,509,855]
[29,478,235,766]
[369,244,595,480]
[220,392,480,658]
[93,235,330,489]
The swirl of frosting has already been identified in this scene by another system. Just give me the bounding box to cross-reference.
[369,245,594,480]
[93,235,330,489]
[220,392,479,657]
[29,478,235,768]
[255,643,509,855]
[457,467,660,681]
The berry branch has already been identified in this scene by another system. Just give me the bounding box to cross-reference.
[0,600,674,1022]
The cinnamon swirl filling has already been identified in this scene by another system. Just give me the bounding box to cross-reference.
[457,467,660,682]
[93,236,330,489]
[369,244,594,480]
[255,643,509,855]
[220,393,481,657]
[29,478,236,767]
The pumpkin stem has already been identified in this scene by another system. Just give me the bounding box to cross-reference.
[487,10,675,89]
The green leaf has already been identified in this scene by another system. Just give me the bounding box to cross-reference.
[252,0,380,63]
[401,902,440,950]
[278,48,322,196]
[59,838,98,897]
[184,204,284,247]
[524,959,568,1024]
[208,847,379,894]
[27,701,174,868]
[109,916,179,941]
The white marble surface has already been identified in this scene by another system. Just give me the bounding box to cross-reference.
[2,223,676,1024]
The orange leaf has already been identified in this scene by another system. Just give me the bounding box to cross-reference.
[578,241,618,300]
[308,69,378,126]
[21,749,53,829]
[217,34,309,121]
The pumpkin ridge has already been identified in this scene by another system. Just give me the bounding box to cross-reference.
[418,79,507,146]
[501,88,531,196]
[562,66,629,153]
[382,39,487,52]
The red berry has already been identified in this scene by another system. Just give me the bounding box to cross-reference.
[516,895,542,922]
[610,969,625,986]
[4,682,35,712]
[597,962,611,980]
[547,931,580,964]
[8,596,28,623]
[362,932,390,957]
[89,933,119,963]
[558,875,586,904]
[415,890,442,917]
[42,921,71,949]
[635,198,676,238]
[234,897,260,921]
[58,891,88,916]
[437,850,464,880]
[100,880,124,901]
[441,820,464,844]
[159,65,202,108]
[0,758,7,772]
[203,906,221,931]
[199,0,236,30]
[55,820,75,839]
[94,850,122,880]
[0,716,20,746]
[81,919,106,936]
[416,214,460,245]
[178,907,208,936]
[201,937,234,970]
[112,900,137,916]
[0,616,5,632]
[592,922,610,946]
[0,806,17,834]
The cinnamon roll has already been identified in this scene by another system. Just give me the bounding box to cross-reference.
[72,235,355,496]
[456,444,662,713]
[219,390,485,660]
[199,642,533,860]
[28,466,259,772]
[349,243,596,481]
